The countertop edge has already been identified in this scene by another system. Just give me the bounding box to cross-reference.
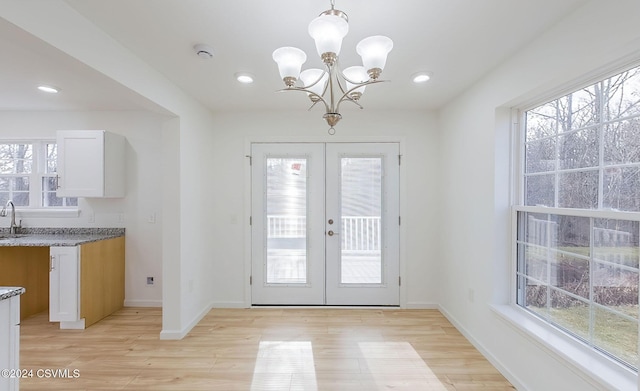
[0,287,26,301]
[0,228,125,247]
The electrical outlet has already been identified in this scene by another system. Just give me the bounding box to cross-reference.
[146,276,154,285]
[88,212,95,223]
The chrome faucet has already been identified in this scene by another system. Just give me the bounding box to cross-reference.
[0,200,21,234]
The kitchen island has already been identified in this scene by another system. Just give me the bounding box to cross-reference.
[0,228,124,329]
[0,286,24,391]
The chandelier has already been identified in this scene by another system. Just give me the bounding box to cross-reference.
[272,0,393,135]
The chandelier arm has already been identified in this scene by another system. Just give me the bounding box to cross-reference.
[334,79,388,112]
[299,70,329,91]
[276,87,331,113]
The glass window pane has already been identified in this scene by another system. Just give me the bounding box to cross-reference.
[520,243,548,283]
[605,68,640,121]
[549,292,590,340]
[594,307,639,368]
[558,128,599,169]
[603,119,640,165]
[0,177,30,206]
[41,177,77,207]
[0,144,32,174]
[340,157,382,284]
[46,143,58,174]
[525,138,556,173]
[525,174,555,207]
[521,277,548,317]
[593,219,639,267]
[555,215,590,256]
[603,166,640,212]
[526,102,557,142]
[265,158,307,284]
[593,262,638,308]
[11,192,29,206]
[523,212,557,247]
[558,85,598,132]
[558,170,598,209]
[549,251,589,299]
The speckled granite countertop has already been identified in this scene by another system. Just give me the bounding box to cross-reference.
[0,287,25,301]
[0,228,125,247]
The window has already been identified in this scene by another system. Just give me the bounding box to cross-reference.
[0,141,77,208]
[516,65,640,369]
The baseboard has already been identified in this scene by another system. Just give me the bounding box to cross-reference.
[437,304,528,391]
[124,299,162,308]
[159,303,212,340]
[210,301,249,308]
[404,301,439,309]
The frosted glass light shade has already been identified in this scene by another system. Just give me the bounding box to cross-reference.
[300,69,328,97]
[356,36,393,71]
[272,47,307,80]
[343,66,369,94]
[308,14,349,56]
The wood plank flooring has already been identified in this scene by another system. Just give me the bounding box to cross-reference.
[19,307,515,390]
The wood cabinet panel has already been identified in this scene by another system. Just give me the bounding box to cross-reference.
[0,247,49,320]
[80,237,125,327]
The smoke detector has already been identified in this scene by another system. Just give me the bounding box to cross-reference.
[194,44,214,59]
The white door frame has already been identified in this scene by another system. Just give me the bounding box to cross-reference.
[243,136,407,307]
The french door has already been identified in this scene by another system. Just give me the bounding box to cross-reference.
[251,143,399,305]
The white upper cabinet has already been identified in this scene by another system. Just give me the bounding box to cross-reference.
[56,130,125,197]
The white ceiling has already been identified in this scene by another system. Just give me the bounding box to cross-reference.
[0,0,587,114]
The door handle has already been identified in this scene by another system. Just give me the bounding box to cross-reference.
[327,230,340,236]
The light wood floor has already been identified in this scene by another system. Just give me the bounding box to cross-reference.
[19,307,515,390]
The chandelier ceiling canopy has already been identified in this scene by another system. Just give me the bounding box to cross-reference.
[272,0,393,134]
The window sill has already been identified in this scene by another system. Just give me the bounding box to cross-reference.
[15,208,80,218]
[491,304,637,391]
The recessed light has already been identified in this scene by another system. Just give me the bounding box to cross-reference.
[411,72,431,83]
[235,72,255,84]
[37,85,60,93]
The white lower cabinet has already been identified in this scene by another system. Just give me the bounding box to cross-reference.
[0,294,20,391]
[49,246,85,329]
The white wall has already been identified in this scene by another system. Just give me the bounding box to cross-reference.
[438,1,640,390]
[0,110,168,307]
[0,1,218,338]
[206,109,440,308]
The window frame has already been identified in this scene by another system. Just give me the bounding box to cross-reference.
[0,139,78,213]
[510,62,640,385]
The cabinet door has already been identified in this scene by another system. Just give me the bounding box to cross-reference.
[57,130,104,197]
[49,247,79,322]
[0,296,20,391]
[0,299,10,387]
[9,297,19,391]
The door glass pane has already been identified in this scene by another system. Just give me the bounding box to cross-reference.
[340,157,382,284]
[266,158,307,284]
